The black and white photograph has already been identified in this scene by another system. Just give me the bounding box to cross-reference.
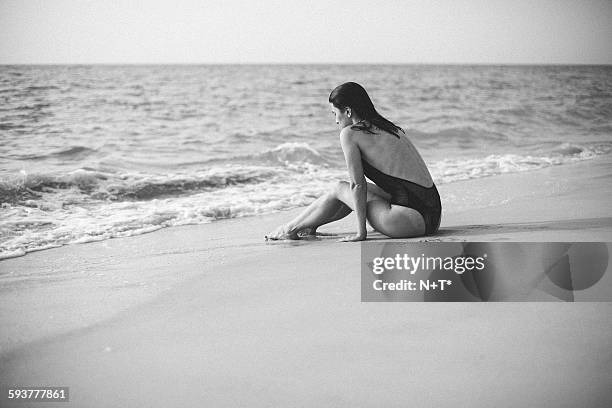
[1,0,611,406]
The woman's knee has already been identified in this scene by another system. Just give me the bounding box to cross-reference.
[331,180,349,196]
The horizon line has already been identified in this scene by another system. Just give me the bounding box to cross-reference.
[1,62,611,67]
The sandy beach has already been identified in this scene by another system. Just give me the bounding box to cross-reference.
[1,156,611,407]
[2,1,611,406]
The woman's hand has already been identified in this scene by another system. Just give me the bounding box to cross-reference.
[339,233,366,242]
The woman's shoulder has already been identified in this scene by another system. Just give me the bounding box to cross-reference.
[339,124,376,147]
[338,125,359,146]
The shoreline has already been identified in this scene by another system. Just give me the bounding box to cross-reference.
[2,152,611,262]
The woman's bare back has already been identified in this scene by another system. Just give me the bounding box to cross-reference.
[351,127,434,188]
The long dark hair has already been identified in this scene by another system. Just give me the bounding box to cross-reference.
[328,82,404,138]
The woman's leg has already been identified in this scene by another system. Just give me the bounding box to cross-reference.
[299,198,353,235]
[315,181,428,238]
[266,181,388,240]
[266,182,352,240]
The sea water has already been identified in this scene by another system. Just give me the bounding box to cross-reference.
[1,64,611,258]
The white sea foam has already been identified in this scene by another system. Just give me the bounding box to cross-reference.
[431,142,612,183]
[2,141,610,259]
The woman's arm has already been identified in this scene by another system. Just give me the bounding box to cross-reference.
[339,127,367,241]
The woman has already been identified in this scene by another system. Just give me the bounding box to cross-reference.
[266,82,441,242]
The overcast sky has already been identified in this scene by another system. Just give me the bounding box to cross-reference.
[1,0,610,64]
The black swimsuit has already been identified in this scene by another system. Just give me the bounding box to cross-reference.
[362,159,442,235]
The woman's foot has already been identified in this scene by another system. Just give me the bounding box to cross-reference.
[299,227,317,237]
[265,224,300,240]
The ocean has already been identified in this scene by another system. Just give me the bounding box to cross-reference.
[1,64,611,259]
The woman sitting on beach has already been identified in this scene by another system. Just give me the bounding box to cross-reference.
[266,82,441,242]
